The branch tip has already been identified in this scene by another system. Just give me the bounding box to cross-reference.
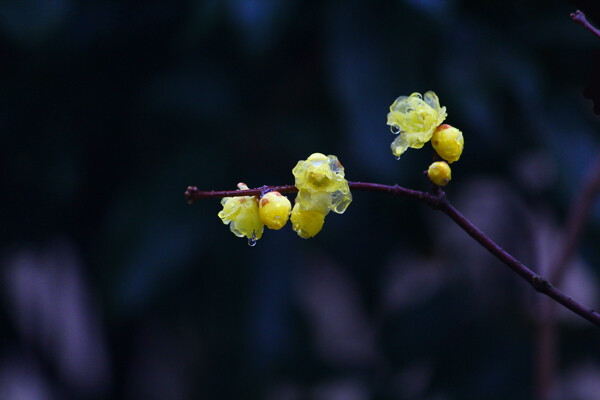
[185,186,199,204]
[571,10,585,24]
[570,9,600,39]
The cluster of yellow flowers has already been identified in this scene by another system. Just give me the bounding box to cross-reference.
[291,153,352,238]
[216,91,460,245]
[218,154,352,244]
[387,91,464,186]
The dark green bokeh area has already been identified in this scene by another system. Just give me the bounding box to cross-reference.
[1,0,600,399]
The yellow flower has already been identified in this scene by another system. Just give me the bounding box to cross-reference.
[290,202,326,238]
[218,183,264,240]
[431,124,464,163]
[427,161,452,186]
[292,153,352,215]
[259,191,292,230]
[387,91,447,158]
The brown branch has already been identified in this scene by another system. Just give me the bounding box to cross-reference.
[185,181,600,327]
[534,152,600,400]
[185,184,298,203]
[438,200,600,326]
[185,182,437,205]
[571,10,600,40]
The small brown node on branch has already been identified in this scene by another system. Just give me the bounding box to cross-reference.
[532,276,552,293]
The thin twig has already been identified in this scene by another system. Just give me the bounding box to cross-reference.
[533,12,600,400]
[185,181,600,326]
[550,153,600,283]
[571,10,600,40]
[534,153,600,400]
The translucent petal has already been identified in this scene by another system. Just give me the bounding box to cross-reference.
[291,203,326,239]
[423,91,440,110]
[297,190,332,215]
[390,135,409,158]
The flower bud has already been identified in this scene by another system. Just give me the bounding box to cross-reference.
[428,161,452,186]
[259,191,291,230]
[431,124,464,163]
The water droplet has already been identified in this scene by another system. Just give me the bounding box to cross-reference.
[390,125,400,134]
[395,156,401,161]
[247,231,257,247]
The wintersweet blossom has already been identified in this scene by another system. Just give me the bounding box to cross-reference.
[387,91,447,158]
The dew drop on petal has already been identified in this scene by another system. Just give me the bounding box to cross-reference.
[248,232,257,247]
[390,125,400,134]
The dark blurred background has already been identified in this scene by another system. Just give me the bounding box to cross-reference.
[1,0,600,399]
